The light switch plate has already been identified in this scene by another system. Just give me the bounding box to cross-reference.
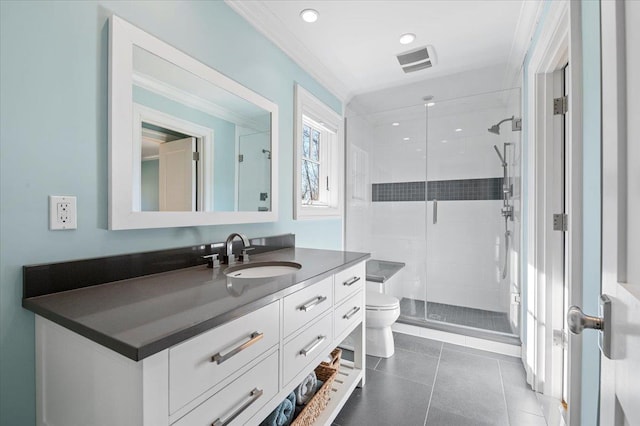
[49,195,77,230]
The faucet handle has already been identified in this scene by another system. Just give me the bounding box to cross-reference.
[238,248,254,263]
[202,254,220,268]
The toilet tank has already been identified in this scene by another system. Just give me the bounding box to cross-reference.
[365,260,405,294]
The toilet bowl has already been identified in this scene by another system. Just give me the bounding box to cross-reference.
[365,290,400,358]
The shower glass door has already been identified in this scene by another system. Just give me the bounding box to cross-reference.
[423,89,521,337]
[344,87,521,339]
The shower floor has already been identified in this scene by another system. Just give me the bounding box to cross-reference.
[399,298,514,334]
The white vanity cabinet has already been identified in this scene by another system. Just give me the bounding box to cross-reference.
[34,260,366,426]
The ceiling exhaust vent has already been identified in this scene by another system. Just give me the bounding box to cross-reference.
[396,45,437,73]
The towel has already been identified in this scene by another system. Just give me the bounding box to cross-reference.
[260,392,296,426]
[293,380,325,418]
[294,371,318,406]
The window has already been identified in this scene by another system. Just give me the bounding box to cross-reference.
[294,85,343,219]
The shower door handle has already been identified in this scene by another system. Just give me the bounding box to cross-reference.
[433,199,438,224]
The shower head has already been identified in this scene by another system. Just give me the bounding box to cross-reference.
[488,124,501,135]
[488,116,521,135]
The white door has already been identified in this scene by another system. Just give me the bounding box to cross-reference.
[159,137,196,211]
[599,1,640,424]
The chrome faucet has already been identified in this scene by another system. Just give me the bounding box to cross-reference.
[223,233,251,265]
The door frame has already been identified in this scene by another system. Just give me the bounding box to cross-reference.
[523,1,584,424]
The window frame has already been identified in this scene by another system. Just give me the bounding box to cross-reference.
[293,84,344,220]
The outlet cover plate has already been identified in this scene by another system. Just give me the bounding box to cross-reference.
[49,195,77,230]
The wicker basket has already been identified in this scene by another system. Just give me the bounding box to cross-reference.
[320,347,342,371]
[290,364,337,426]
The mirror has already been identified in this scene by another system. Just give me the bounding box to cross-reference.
[109,15,278,229]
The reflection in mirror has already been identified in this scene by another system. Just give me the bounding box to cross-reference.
[132,45,272,212]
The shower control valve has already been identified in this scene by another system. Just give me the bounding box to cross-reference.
[501,205,514,219]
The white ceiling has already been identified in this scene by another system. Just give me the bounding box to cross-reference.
[227,0,543,102]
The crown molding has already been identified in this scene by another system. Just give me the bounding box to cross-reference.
[503,0,545,89]
[225,0,351,103]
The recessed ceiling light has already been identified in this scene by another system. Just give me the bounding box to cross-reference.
[300,9,319,23]
[427,102,436,107]
[441,140,448,143]
[403,137,410,141]
[392,122,400,126]
[399,33,416,45]
[455,128,463,132]
[416,148,423,152]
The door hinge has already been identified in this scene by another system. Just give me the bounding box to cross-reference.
[553,213,568,231]
[238,154,244,163]
[554,96,568,115]
[192,152,200,161]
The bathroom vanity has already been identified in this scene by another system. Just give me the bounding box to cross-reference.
[23,238,368,426]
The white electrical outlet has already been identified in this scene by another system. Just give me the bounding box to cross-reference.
[49,196,77,230]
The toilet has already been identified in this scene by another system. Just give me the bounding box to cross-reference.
[365,283,401,358]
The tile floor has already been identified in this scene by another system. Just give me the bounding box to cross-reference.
[335,332,546,426]
[399,298,514,334]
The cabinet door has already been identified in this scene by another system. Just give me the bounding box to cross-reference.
[282,313,333,386]
[334,290,364,340]
[334,261,365,303]
[283,276,333,337]
[173,351,279,426]
[169,302,279,413]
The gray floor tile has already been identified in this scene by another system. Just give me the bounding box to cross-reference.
[499,360,530,388]
[375,347,439,386]
[366,355,381,370]
[507,411,547,426]
[333,368,431,426]
[429,349,509,425]
[504,386,544,418]
[392,332,442,358]
[426,406,497,426]
[340,349,381,370]
[443,342,521,364]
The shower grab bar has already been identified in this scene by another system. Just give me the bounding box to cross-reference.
[433,199,438,224]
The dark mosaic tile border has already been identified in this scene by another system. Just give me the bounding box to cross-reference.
[372,178,503,202]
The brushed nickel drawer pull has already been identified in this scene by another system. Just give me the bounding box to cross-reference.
[299,296,328,312]
[343,276,360,286]
[211,387,264,426]
[343,306,361,320]
[211,332,263,364]
[299,335,326,357]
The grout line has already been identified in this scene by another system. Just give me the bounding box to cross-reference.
[497,360,511,425]
[423,342,443,426]
[371,357,381,370]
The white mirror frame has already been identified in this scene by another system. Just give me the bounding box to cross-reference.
[108,15,278,230]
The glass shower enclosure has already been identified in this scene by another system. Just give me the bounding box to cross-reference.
[345,88,521,340]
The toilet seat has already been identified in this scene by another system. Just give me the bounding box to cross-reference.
[366,291,400,311]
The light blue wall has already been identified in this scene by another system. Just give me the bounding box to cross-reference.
[521,1,601,424]
[0,1,342,424]
[579,2,601,423]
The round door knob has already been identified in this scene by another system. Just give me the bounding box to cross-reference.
[567,305,603,334]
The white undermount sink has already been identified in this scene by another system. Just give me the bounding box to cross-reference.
[224,261,302,279]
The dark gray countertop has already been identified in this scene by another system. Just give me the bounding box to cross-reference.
[24,247,369,361]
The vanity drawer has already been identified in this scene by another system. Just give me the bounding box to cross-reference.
[334,261,365,303]
[282,313,333,386]
[169,302,279,414]
[173,351,279,426]
[283,276,333,337]
[334,290,364,339]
